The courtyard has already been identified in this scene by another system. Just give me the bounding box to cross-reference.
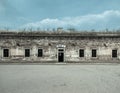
[0,63,120,93]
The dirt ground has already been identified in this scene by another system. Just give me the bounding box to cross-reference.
[0,64,120,93]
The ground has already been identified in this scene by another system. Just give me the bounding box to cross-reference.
[0,63,120,93]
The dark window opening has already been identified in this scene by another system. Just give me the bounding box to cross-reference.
[59,49,64,51]
[92,49,97,57]
[3,49,9,57]
[25,49,30,57]
[38,49,43,57]
[112,49,117,58]
[79,49,84,57]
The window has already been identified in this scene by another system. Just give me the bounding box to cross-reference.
[3,49,9,57]
[79,49,84,57]
[38,49,43,57]
[59,49,64,51]
[112,49,117,58]
[25,49,30,57]
[92,49,97,57]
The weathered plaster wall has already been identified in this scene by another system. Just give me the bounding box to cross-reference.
[0,36,120,62]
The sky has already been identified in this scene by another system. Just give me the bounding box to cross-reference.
[0,0,120,31]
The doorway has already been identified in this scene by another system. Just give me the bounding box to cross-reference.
[58,49,64,62]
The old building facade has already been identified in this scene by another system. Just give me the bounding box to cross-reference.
[0,31,120,62]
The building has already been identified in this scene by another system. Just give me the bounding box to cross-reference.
[0,31,120,63]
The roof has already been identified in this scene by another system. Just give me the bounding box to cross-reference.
[0,31,120,38]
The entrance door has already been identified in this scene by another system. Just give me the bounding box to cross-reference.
[58,49,64,62]
[58,52,64,62]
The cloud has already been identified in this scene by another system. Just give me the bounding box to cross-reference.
[21,10,120,30]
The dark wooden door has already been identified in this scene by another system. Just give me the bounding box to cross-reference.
[58,52,64,62]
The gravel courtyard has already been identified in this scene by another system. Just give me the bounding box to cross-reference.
[0,64,120,93]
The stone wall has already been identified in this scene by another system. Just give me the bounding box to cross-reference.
[0,32,120,62]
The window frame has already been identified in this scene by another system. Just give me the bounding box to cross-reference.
[38,49,43,57]
[3,48,9,57]
[79,49,84,57]
[112,49,117,58]
[25,49,30,57]
[92,49,97,57]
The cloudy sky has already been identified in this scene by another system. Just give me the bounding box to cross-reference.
[0,0,120,30]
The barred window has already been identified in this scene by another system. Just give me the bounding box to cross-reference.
[38,49,43,57]
[25,49,30,57]
[112,49,117,58]
[92,49,97,57]
[3,49,9,57]
[79,49,84,57]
